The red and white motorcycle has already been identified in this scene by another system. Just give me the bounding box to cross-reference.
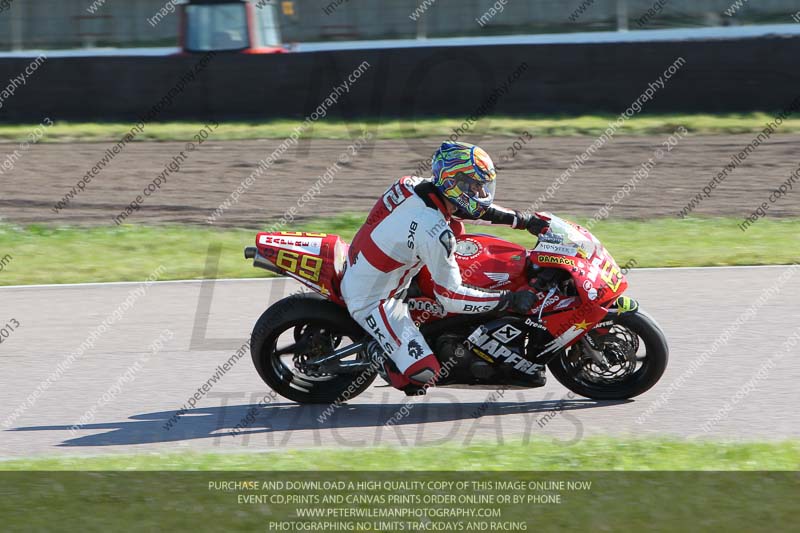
[244,214,668,403]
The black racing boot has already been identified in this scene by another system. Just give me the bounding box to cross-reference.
[401,383,428,396]
[530,368,547,388]
[366,339,390,384]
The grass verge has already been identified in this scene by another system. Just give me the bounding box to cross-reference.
[1,113,798,142]
[2,438,798,470]
[0,216,797,286]
[2,442,796,530]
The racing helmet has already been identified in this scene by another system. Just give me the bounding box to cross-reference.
[431,141,496,219]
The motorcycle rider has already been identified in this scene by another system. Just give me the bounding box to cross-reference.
[340,141,550,394]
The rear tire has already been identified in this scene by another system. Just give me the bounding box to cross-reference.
[250,293,376,404]
[547,310,668,400]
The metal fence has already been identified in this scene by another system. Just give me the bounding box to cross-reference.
[1,0,799,50]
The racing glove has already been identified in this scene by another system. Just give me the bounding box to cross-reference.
[512,211,550,235]
[498,289,537,314]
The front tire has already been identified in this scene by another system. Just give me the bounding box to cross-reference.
[547,310,668,400]
[251,293,376,404]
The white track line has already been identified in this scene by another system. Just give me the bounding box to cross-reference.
[0,277,282,290]
[0,264,795,290]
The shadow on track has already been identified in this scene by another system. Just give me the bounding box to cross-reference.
[9,394,628,448]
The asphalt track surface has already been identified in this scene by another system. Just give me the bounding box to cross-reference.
[1,265,798,459]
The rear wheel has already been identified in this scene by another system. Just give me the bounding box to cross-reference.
[250,293,376,404]
[547,310,668,400]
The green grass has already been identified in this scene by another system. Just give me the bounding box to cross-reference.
[2,438,798,471]
[2,442,796,531]
[1,216,798,286]
[1,113,797,142]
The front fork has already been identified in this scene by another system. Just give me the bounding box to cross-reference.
[577,295,641,368]
[532,295,641,368]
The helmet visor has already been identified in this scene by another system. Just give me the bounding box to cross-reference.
[449,173,495,217]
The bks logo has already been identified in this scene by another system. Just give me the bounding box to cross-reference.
[464,303,494,313]
[407,221,418,249]
[365,315,394,354]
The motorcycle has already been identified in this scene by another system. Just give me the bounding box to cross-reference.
[243,214,668,403]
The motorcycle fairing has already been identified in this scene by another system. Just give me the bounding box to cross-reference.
[254,231,349,304]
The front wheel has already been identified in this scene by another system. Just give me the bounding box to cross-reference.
[547,310,668,400]
[251,293,376,404]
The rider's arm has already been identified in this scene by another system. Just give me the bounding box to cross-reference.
[464,204,550,234]
[416,224,504,314]
[456,204,517,227]
[478,205,525,228]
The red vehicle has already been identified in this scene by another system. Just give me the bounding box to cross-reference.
[179,0,287,54]
[244,214,668,403]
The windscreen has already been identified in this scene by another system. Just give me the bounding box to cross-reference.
[254,3,281,47]
[185,4,248,52]
[535,213,598,259]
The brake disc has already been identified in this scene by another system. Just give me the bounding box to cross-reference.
[291,326,336,377]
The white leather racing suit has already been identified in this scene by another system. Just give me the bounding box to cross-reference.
[340,176,509,387]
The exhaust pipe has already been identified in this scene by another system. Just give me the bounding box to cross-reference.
[243,246,283,275]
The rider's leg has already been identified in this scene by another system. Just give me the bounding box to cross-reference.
[351,298,441,389]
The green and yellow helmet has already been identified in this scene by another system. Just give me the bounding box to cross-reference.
[431,141,496,218]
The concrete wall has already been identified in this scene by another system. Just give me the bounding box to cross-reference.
[0,36,797,122]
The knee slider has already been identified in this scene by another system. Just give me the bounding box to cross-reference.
[405,354,441,386]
